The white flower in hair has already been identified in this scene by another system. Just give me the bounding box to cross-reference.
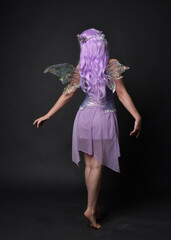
[96,33,105,40]
[77,32,105,44]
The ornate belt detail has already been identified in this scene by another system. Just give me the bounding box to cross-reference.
[79,95,117,113]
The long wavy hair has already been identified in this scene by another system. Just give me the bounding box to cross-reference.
[77,28,110,100]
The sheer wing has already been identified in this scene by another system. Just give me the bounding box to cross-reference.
[105,59,130,93]
[43,63,81,94]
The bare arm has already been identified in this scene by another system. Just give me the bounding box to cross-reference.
[33,64,79,128]
[115,78,141,120]
[115,77,142,138]
[33,88,78,128]
[46,89,78,119]
[46,64,80,119]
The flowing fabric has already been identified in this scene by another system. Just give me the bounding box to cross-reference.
[72,105,121,173]
[43,59,130,173]
[71,59,130,173]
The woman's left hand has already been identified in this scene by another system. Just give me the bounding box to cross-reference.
[130,117,142,139]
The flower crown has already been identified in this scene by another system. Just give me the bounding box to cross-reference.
[77,31,105,44]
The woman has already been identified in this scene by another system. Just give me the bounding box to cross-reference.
[33,28,142,229]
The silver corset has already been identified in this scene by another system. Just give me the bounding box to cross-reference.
[79,87,117,113]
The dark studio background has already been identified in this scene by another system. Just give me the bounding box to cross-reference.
[1,0,171,239]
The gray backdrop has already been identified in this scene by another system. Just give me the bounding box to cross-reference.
[1,0,170,196]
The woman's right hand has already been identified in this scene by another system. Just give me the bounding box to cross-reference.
[33,114,50,128]
[130,117,142,139]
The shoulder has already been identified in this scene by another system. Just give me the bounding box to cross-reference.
[75,64,79,72]
[107,59,119,70]
[108,58,119,63]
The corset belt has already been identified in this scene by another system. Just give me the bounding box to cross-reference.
[79,93,117,113]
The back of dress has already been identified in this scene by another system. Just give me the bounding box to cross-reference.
[71,59,130,173]
[43,58,130,173]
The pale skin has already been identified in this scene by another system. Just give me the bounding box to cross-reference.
[33,59,142,229]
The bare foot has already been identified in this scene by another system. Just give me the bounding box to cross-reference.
[84,209,101,229]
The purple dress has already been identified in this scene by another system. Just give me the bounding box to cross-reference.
[43,59,130,173]
[72,86,121,173]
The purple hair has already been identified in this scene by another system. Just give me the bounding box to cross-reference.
[77,28,110,100]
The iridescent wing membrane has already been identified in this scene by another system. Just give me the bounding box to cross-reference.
[43,63,81,95]
[43,60,130,95]
[105,60,130,93]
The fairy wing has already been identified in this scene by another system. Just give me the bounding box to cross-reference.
[43,63,81,94]
[43,60,130,95]
[105,59,130,93]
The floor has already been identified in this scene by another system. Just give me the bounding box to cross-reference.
[0,186,171,240]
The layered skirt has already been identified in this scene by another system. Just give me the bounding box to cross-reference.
[72,105,121,173]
